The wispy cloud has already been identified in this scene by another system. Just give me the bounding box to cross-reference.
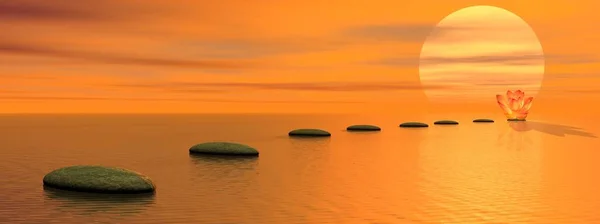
[368,53,597,67]
[544,55,599,65]
[419,71,544,86]
[544,72,600,80]
[170,23,481,59]
[0,1,113,21]
[420,54,544,66]
[0,90,26,94]
[0,95,363,104]
[113,81,453,92]
[0,0,158,22]
[0,2,95,21]
[0,41,253,70]
[341,22,583,53]
[341,23,522,43]
[474,82,540,86]
[543,89,600,94]
[344,23,440,42]
[170,38,350,59]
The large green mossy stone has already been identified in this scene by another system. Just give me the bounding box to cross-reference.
[434,120,459,125]
[288,129,331,137]
[473,118,494,123]
[189,142,259,156]
[43,165,155,194]
[399,122,429,128]
[346,124,381,131]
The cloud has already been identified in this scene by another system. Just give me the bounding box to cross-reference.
[375,54,545,66]
[0,90,26,94]
[474,82,539,86]
[0,0,158,22]
[169,23,482,59]
[420,54,544,66]
[544,72,600,80]
[368,53,597,67]
[169,37,352,59]
[368,54,541,67]
[0,74,58,80]
[0,41,253,70]
[343,23,458,42]
[113,81,452,92]
[545,89,600,94]
[0,96,363,104]
[342,23,506,43]
[544,55,599,65]
[0,1,96,21]
[342,22,579,47]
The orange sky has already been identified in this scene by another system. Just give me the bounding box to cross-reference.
[1,0,599,115]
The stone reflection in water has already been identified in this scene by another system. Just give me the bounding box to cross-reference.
[43,186,155,220]
[188,154,259,179]
[187,153,261,223]
[500,121,536,150]
[288,137,331,159]
[188,153,259,197]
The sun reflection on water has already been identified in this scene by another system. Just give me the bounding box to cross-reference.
[415,119,544,223]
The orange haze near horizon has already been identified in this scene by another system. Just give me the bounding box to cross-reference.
[1,0,599,116]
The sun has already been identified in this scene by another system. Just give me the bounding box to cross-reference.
[419,5,545,103]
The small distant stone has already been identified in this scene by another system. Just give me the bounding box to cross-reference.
[43,165,156,194]
[288,129,331,137]
[347,124,381,131]
[434,120,459,125]
[189,142,259,156]
[507,118,526,122]
[399,122,429,128]
[473,118,494,123]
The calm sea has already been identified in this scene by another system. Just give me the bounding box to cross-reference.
[0,113,598,224]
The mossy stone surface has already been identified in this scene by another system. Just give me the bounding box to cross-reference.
[399,122,429,128]
[346,124,381,131]
[189,142,259,156]
[288,129,331,137]
[473,118,495,123]
[434,120,459,125]
[43,165,155,194]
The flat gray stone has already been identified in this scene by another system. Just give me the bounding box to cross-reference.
[399,122,429,128]
[473,118,494,123]
[288,129,331,137]
[347,124,381,131]
[43,165,155,194]
[434,120,459,125]
[189,142,259,156]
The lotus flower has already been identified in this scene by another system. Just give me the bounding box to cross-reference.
[496,90,533,120]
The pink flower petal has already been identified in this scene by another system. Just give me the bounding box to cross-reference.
[496,94,508,105]
[514,90,525,100]
[498,91,532,119]
[520,97,533,112]
[509,98,521,111]
[507,90,516,100]
[514,97,533,119]
[496,94,513,117]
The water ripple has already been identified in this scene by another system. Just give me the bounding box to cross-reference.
[0,114,599,223]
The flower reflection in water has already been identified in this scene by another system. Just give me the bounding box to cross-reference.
[497,121,535,150]
[498,120,597,150]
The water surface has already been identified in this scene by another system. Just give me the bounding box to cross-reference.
[0,113,598,223]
